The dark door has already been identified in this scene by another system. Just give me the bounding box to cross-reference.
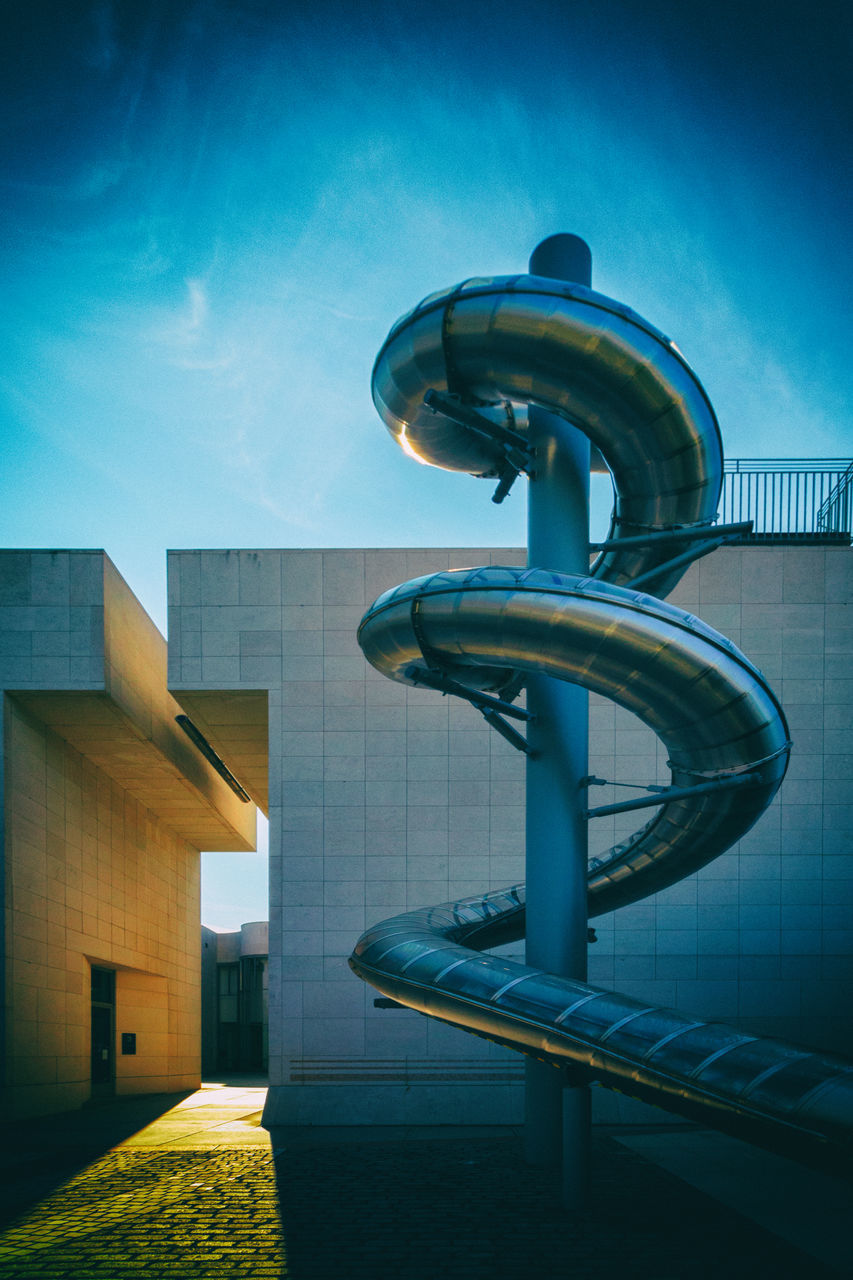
[90,967,115,1095]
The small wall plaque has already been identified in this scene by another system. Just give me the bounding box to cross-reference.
[121,1033,137,1055]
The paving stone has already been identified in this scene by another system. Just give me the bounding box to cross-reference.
[0,1084,847,1279]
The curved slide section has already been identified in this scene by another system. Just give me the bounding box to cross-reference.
[349,274,853,1175]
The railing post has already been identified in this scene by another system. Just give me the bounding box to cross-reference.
[722,459,852,541]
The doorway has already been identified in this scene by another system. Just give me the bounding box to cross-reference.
[90,966,115,1098]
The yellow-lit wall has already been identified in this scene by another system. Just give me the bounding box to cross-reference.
[2,696,201,1118]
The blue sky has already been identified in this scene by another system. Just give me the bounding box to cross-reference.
[2,0,851,927]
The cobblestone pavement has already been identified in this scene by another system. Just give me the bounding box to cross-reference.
[0,1148,283,1279]
[271,1131,843,1280]
[0,1127,845,1280]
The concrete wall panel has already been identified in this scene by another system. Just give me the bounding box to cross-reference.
[168,544,853,1123]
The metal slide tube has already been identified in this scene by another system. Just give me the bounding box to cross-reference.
[351,248,853,1178]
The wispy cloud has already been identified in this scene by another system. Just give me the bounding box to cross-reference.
[170,277,209,343]
[150,277,238,373]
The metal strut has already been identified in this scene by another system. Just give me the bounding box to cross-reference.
[404,664,535,754]
[589,521,753,551]
[583,772,762,820]
[591,521,755,589]
[423,389,533,504]
[628,535,741,588]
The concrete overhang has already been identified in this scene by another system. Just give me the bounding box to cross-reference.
[8,553,256,852]
[166,690,268,814]
[16,687,256,851]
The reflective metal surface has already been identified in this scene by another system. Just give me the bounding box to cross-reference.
[372,275,724,593]
[351,275,853,1175]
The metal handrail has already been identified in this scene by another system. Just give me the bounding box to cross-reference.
[724,458,851,473]
[817,461,853,533]
[722,459,852,541]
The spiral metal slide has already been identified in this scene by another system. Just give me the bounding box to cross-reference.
[348,273,853,1175]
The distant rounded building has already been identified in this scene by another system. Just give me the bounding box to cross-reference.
[201,921,269,1075]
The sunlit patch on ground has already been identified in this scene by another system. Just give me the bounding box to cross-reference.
[0,1148,285,1278]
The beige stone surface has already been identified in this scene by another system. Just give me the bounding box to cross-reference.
[2,697,202,1117]
[172,690,268,812]
[1,550,259,1120]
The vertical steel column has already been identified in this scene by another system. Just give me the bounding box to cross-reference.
[524,234,592,1209]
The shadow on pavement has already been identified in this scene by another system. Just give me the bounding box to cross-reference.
[270,1128,842,1280]
[0,1091,193,1227]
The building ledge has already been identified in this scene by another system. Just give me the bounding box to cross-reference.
[2,551,256,852]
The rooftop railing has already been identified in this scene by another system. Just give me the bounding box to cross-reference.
[721,459,853,544]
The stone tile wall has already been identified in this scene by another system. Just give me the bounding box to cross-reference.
[1,552,204,1118]
[2,695,201,1115]
[168,544,853,1124]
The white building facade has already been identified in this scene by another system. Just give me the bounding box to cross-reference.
[167,542,853,1127]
